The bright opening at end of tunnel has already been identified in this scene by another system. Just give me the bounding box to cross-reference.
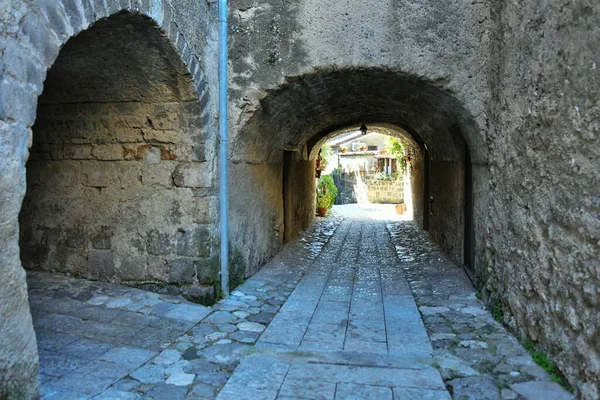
[317,129,414,222]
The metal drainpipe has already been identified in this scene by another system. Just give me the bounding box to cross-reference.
[218,0,230,298]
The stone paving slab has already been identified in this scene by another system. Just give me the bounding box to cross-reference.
[27,207,568,399]
[30,218,339,399]
[386,220,574,400]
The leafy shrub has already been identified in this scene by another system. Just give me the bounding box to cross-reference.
[317,175,338,210]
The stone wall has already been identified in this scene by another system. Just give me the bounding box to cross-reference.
[334,172,404,205]
[0,0,216,397]
[366,179,403,204]
[21,100,217,294]
[482,1,600,397]
[0,0,598,398]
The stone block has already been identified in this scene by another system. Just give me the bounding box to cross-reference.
[92,144,124,161]
[65,227,88,249]
[91,226,113,250]
[119,256,147,281]
[81,163,115,187]
[142,165,175,188]
[148,109,180,131]
[176,226,211,258]
[191,138,206,162]
[192,196,212,224]
[143,147,161,165]
[147,230,173,255]
[61,0,86,32]
[180,285,215,304]
[146,257,167,281]
[167,258,196,283]
[20,244,50,269]
[172,163,211,188]
[64,145,93,160]
[37,0,74,42]
[115,128,144,143]
[87,249,116,279]
[195,257,219,285]
[142,128,179,144]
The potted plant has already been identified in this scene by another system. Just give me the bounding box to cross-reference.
[339,146,348,153]
[316,194,331,217]
[358,142,367,151]
[316,175,338,217]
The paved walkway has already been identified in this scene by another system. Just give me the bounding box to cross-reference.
[29,205,571,399]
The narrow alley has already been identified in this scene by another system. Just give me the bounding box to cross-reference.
[32,207,571,399]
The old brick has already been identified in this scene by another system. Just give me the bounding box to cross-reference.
[160,146,177,161]
[92,144,124,161]
[176,226,211,258]
[64,145,92,160]
[115,128,144,143]
[142,128,179,144]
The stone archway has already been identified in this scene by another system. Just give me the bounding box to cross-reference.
[0,1,210,396]
[20,12,212,291]
[229,68,488,279]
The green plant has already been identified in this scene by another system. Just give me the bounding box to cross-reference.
[374,172,393,181]
[492,303,504,322]
[386,137,404,158]
[386,137,406,174]
[524,340,572,390]
[475,291,482,300]
[320,144,334,168]
[316,175,338,210]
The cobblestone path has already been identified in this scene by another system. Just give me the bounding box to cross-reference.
[29,206,571,399]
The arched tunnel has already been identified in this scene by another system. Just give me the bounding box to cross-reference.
[229,68,488,278]
[19,12,215,296]
[0,0,596,397]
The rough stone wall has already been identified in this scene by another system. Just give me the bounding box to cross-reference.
[366,179,404,204]
[484,1,600,397]
[283,152,316,242]
[20,100,218,295]
[335,172,404,205]
[229,162,285,277]
[0,0,215,397]
[427,160,466,264]
[227,0,492,277]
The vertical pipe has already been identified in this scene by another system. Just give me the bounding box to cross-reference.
[218,0,229,298]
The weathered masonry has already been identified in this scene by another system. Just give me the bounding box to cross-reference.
[0,0,598,398]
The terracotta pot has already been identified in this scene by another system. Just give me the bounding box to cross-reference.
[340,149,347,153]
[317,207,328,217]
[360,147,367,151]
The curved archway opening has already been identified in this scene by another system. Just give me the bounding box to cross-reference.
[231,68,487,277]
[19,12,214,298]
